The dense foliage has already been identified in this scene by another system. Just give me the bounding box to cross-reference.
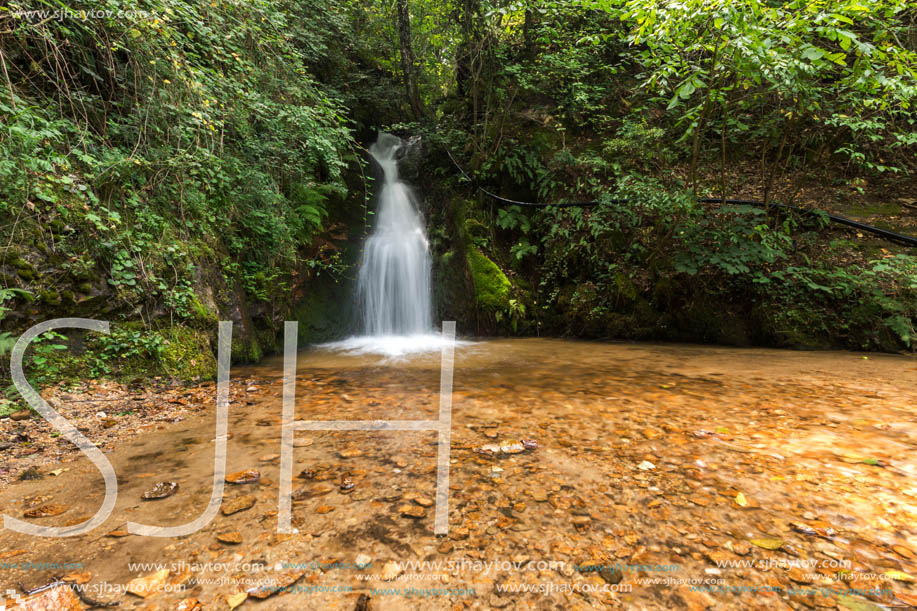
[0,0,361,391]
[431,0,917,349]
[0,0,915,406]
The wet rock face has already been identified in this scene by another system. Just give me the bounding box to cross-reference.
[395,135,424,183]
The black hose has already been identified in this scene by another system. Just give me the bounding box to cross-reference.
[443,147,917,247]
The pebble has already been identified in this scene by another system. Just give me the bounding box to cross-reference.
[400,505,426,519]
[222,495,256,515]
[382,561,402,581]
[225,469,261,484]
[141,481,179,500]
[572,516,591,528]
[217,531,242,544]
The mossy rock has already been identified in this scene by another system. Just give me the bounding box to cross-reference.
[0,246,22,264]
[291,275,354,345]
[255,326,279,355]
[0,399,17,419]
[464,218,490,242]
[231,333,263,364]
[467,248,511,310]
[70,267,95,281]
[38,289,61,305]
[186,293,219,329]
[160,326,218,380]
[10,256,32,271]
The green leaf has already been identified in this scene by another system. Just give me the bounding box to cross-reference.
[677,80,696,99]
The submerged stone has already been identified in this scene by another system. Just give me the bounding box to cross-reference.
[226,469,260,484]
[141,481,179,500]
[222,495,256,515]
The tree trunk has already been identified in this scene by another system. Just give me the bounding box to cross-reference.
[395,0,423,119]
[457,0,483,131]
[523,7,534,57]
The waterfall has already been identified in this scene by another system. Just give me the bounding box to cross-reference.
[357,133,433,336]
[325,133,457,357]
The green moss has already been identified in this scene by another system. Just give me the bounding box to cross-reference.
[231,334,263,363]
[849,202,901,216]
[255,326,279,355]
[464,218,490,242]
[38,289,60,305]
[10,256,31,271]
[187,293,218,328]
[0,399,16,418]
[0,246,21,264]
[468,248,511,310]
[159,326,218,380]
[291,273,353,345]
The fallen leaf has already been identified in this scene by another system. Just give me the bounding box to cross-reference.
[0,549,27,559]
[750,538,784,550]
[246,571,304,599]
[883,569,914,582]
[62,571,92,584]
[23,503,69,518]
[892,545,914,559]
[837,596,885,611]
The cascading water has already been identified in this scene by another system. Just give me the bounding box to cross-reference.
[357,133,433,336]
[327,133,456,357]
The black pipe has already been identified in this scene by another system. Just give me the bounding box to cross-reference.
[443,147,917,247]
